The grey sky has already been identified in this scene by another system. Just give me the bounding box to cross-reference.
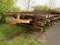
[16,0,60,10]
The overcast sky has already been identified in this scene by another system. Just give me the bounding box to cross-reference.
[16,0,60,10]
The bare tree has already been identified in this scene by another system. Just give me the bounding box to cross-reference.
[21,0,35,11]
[27,0,31,11]
[49,0,55,9]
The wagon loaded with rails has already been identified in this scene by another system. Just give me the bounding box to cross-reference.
[6,10,60,31]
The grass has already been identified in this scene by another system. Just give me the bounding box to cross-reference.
[0,36,43,45]
[0,23,27,39]
[0,23,44,45]
[43,25,51,32]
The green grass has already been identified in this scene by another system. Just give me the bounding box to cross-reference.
[43,25,51,32]
[0,23,43,45]
[0,23,27,39]
[0,35,43,45]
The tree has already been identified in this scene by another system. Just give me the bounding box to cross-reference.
[54,8,60,12]
[0,0,21,23]
[10,7,21,12]
[0,0,14,13]
[33,5,50,11]
[20,0,35,11]
[0,0,14,23]
[48,0,55,9]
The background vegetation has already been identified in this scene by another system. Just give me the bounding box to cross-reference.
[33,5,50,11]
[0,0,60,45]
[0,0,21,23]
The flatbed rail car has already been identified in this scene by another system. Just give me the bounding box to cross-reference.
[6,10,60,30]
